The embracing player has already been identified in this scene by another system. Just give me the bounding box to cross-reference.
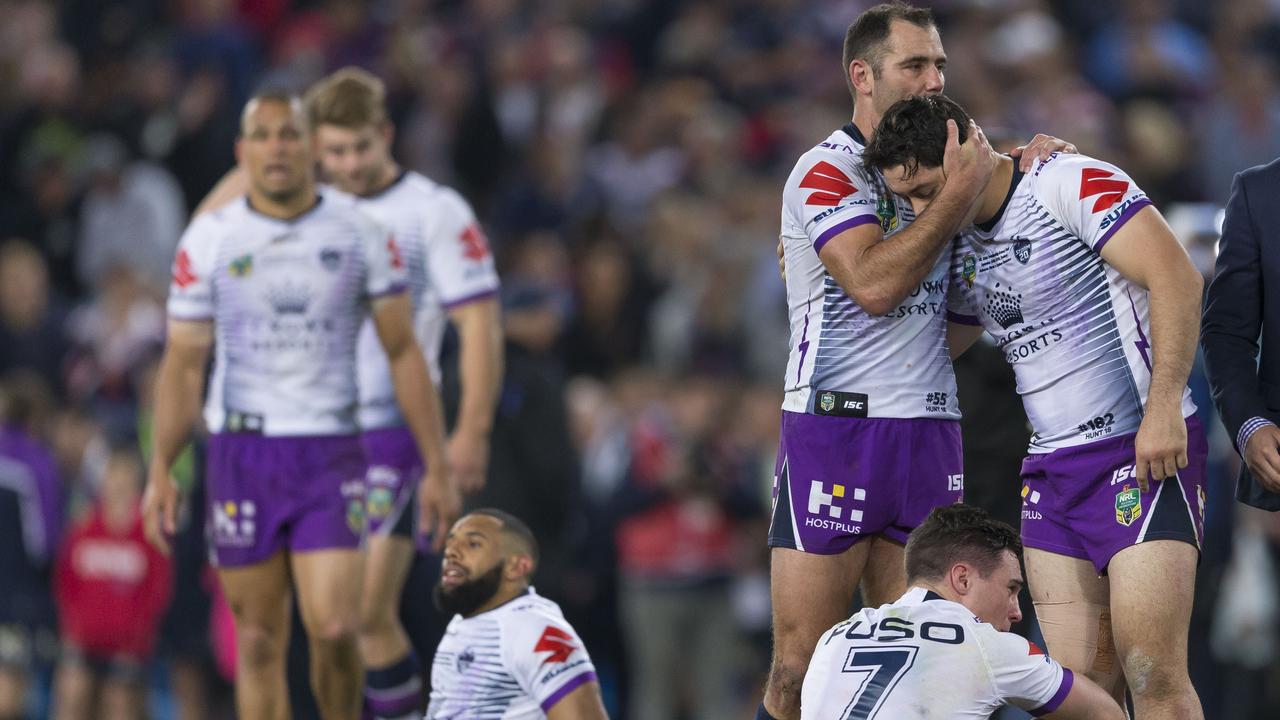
[863,94,1206,720]
[764,4,1072,718]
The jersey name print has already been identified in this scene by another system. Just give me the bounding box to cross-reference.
[802,588,1072,719]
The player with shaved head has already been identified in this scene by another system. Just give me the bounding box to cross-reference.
[426,510,607,719]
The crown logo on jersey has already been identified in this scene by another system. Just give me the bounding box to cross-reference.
[1013,239,1032,265]
[266,283,312,315]
[983,283,1024,329]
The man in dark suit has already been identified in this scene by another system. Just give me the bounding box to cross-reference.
[1202,158,1280,510]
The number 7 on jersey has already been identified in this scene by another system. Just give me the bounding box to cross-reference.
[840,646,919,719]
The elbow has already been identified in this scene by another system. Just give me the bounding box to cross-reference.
[850,287,896,316]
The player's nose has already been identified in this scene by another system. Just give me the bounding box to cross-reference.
[924,67,943,94]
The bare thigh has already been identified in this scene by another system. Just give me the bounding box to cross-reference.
[1024,547,1124,700]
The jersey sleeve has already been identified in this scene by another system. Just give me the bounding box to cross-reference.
[786,154,881,254]
[982,631,1074,716]
[423,189,500,308]
[1034,153,1152,253]
[166,216,220,320]
[504,612,598,713]
[358,213,410,300]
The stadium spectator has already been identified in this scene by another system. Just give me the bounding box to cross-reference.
[52,446,171,720]
[0,240,71,398]
[0,374,62,720]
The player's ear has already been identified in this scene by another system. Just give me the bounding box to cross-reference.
[505,553,534,582]
[381,121,395,147]
[234,138,244,166]
[850,59,874,97]
[949,562,972,596]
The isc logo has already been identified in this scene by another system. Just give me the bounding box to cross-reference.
[1110,464,1137,486]
[947,474,964,492]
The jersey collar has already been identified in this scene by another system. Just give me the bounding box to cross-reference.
[975,159,1024,233]
[244,193,325,224]
[359,168,409,200]
[841,122,868,148]
[899,586,950,605]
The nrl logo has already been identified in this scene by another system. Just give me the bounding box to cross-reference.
[819,392,835,413]
[962,254,977,288]
[876,196,899,233]
[1013,239,1032,264]
[1115,485,1142,527]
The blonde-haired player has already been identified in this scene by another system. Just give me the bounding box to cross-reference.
[194,69,502,719]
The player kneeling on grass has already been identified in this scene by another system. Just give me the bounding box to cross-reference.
[801,504,1124,719]
[427,510,608,719]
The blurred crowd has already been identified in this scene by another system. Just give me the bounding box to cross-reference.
[3,0,1280,718]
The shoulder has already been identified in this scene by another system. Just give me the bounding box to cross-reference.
[786,137,870,190]
[411,174,476,223]
[1237,156,1280,189]
[317,197,386,239]
[1027,151,1118,185]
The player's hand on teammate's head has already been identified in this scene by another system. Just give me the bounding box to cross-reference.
[942,119,995,195]
[447,430,489,496]
[1133,405,1189,491]
[1010,134,1078,172]
[418,465,462,553]
[141,463,180,555]
[1244,424,1280,493]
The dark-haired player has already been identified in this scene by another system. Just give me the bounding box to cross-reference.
[802,504,1124,719]
[426,510,607,719]
[863,93,1206,720]
[765,3,1074,717]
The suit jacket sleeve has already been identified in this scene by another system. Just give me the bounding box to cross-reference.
[1202,169,1269,450]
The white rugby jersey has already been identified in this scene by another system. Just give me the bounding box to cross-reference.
[802,587,1073,719]
[428,589,598,719]
[780,124,958,420]
[948,153,1196,452]
[345,172,500,430]
[167,195,406,436]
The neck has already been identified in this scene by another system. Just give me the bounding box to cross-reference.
[248,184,318,220]
[465,583,529,618]
[915,580,957,603]
[366,161,401,197]
[851,103,879,144]
[974,154,1014,225]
